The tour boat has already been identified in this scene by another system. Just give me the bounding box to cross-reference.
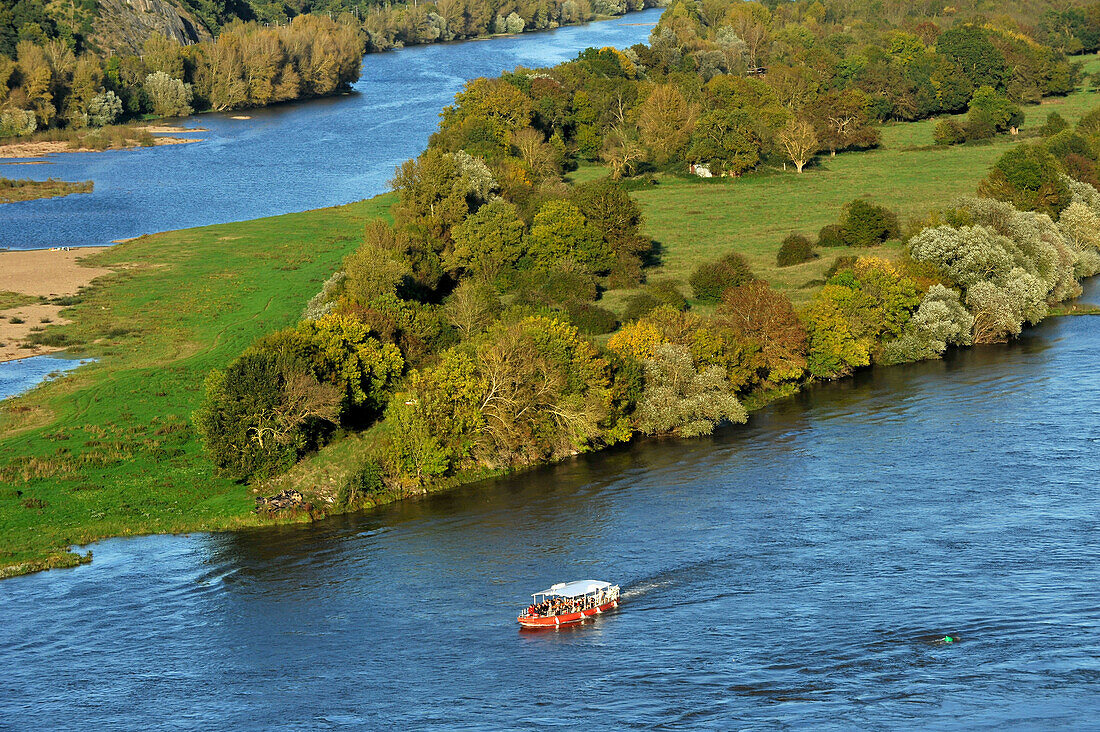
[517,580,621,628]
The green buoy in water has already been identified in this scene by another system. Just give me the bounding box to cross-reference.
[943,636,954,644]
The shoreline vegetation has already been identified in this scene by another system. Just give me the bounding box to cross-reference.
[0,176,92,202]
[0,124,201,159]
[6,0,1100,578]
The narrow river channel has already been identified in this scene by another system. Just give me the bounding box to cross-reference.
[3,279,1097,728]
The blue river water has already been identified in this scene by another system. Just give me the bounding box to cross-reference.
[0,9,662,250]
[2,279,1098,729]
[0,355,87,400]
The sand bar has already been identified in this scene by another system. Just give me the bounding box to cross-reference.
[0,247,111,362]
[0,134,200,159]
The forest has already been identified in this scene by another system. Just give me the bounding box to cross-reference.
[192,0,1100,504]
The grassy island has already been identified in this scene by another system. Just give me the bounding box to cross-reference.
[5,1,1100,577]
[0,177,92,203]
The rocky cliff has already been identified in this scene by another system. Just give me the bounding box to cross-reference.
[91,0,213,54]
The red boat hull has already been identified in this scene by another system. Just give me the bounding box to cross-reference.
[517,599,620,628]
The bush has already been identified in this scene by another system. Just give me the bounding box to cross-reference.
[1041,112,1068,137]
[0,109,37,138]
[824,255,858,279]
[512,267,598,308]
[933,119,967,146]
[816,223,845,248]
[977,143,1072,216]
[338,459,385,507]
[776,234,816,267]
[689,252,753,303]
[87,92,123,127]
[838,199,900,247]
[143,71,193,117]
[645,280,689,311]
[622,292,660,321]
[566,301,619,334]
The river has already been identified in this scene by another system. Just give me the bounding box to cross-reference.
[3,278,1097,729]
[0,9,663,251]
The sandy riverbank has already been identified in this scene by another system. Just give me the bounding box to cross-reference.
[0,247,111,362]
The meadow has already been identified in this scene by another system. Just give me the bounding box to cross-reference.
[0,196,392,576]
[610,54,1100,307]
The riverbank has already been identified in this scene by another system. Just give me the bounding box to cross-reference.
[0,248,111,363]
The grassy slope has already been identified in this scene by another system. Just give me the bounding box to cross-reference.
[0,196,393,575]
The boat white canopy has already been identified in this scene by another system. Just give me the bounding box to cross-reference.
[534,580,613,598]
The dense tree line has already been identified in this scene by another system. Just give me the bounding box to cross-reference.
[0,16,362,135]
[195,0,1100,502]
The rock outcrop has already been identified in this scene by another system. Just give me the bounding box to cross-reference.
[91,0,213,55]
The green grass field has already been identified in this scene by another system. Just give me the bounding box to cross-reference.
[4,56,1100,577]
[0,196,393,576]
[608,55,1100,307]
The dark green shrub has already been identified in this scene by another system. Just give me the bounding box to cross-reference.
[622,292,660,321]
[776,234,816,267]
[978,143,1072,216]
[824,256,858,279]
[817,224,845,248]
[838,199,899,247]
[689,252,754,303]
[565,301,619,334]
[338,459,385,507]
[512,267,598,308]
[1041,112,1068,137]
[645,280,689,311]
[933,119,966,146]
[1044,130,1094,161]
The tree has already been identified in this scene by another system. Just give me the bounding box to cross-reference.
[1057,200,1100,277]
[689,252,754,303]
[688,109,761,176]
[881,285,974,364]
[777,118,818,173]
[601,125,645,180]
[636,343,747,438]
[527,199,614,274]
[978,143,1071,216]
[810,88,879,156]
[87,91,122,127]
[144,71,193,117]
[637,82,696,165]
[342,231,411,306]
[966,86,1023,138]
[935,24,1007,91]
[194,350,340,482]
[716,280,808,384]
[447,199,526,280]
[445,279,502,338]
